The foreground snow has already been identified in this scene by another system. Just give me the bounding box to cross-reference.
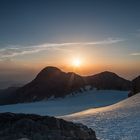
[63,93,140,140]
[0,90,128,116]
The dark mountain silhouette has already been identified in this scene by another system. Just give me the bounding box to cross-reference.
[0,66,131,104]
[0,87,19,105]
[15,67,86,103]
[14,66,131,103]
[128,75,140,97]
[86,71,131,90]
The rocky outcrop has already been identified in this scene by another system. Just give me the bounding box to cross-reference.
[0,112,97,140]
[128,75,140,97]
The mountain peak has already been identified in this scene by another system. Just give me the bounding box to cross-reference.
[41,66,61,73]
[99,71,118,76]
[92,71,120,79]
[35,66,62,80]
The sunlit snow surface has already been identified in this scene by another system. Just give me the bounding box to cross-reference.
[63,93,140,140]
[0,89,128,116]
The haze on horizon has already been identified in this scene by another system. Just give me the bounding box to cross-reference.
[0,0,140,88]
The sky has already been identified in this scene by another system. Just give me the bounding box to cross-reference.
[0,0,140,88]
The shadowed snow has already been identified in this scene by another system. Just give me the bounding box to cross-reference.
[0,89,128,116]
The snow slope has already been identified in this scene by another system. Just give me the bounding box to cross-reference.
[63,93,140,140]
[0,89,128,116]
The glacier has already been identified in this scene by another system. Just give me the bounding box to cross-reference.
[0,89,128,116]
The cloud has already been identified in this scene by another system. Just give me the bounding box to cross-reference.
[130,53,140,56]
[0,38,123,59]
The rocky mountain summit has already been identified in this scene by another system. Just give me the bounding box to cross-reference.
[15,66,86,102]
[85,71,131,90]
[0,112,97,140]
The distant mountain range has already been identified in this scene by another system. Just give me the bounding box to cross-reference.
[0,66,139,105]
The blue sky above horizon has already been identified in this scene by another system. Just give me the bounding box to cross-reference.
[0,0,140,87]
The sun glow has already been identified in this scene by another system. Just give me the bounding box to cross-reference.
[72,58,81,67]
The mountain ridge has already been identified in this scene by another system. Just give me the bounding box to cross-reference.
[14,66,131,103]
[0,66,132,105]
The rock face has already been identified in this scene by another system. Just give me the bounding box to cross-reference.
[0,112,97,140]
[0,66,131,104]
[128,75,140,97]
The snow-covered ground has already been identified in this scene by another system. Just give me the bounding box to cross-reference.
[63,93,140,140]
[0,89,128,116]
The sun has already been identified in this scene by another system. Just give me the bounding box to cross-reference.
[72,58,81,67]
